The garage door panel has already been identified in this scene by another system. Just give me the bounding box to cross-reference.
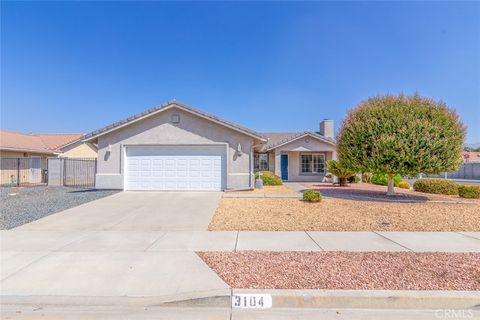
[125,146,225,191]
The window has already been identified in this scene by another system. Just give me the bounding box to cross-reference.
[300,154,325,174]
[254,153,269,171]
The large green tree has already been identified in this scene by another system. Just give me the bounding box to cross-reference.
[337,94,465,195]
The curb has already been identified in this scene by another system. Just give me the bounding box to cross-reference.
[2,289,479,311]
[232,289,480,310]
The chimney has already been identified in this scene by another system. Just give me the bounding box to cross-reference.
[320,119,334,139]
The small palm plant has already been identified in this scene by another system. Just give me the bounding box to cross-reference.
[326,160,356,187]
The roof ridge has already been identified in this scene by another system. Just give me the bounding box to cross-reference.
[35,133,83,136]
[0,129,35,135]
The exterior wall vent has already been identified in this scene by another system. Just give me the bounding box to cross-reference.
[171,114,180,124]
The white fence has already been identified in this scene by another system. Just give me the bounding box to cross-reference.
[426,162,480,180]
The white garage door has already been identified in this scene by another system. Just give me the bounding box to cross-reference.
[125,146,225,191]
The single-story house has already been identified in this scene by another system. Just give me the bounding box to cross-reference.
[0,130,97,185]
[463,151,480,163]
[83,100,337,191]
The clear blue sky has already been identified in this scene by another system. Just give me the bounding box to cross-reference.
[1,1,479,143]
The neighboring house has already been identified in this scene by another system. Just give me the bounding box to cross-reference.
[57,138,98,159]
[463,151,480,163]
[0,130,97,159]
[82,100,337,191]
[0,130,97,185]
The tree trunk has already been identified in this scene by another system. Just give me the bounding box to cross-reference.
[386,174,395,195]
[339,177,347,186]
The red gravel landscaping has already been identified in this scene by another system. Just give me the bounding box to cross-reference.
[198,251,480,291]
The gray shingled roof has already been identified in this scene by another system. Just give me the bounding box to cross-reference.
[83,100,267,142]
[259,131,336,151]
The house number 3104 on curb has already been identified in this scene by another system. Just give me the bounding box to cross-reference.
[232,294,272,309]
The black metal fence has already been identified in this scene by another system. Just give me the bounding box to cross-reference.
[63,158,97,187]
[0,158,48,187]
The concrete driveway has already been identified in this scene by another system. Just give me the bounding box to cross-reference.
[15,192,222,231]
[1,191,232,312]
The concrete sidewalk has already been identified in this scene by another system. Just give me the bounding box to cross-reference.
[2,231,479,255]
[2,229,479,317]
[3,230,480,254]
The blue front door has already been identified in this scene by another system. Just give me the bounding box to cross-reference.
[281,154,288,180]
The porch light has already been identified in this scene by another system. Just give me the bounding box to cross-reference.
[236,143,242,156]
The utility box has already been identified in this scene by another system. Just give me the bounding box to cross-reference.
[255,178,264,189]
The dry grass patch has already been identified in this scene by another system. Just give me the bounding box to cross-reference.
[199,251,480,290]
[208,198,480,231]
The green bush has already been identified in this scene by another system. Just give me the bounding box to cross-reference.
[326,160,356,186]
[458,185,480,199]
[413,179,459,195]
[371,173,402,187]
[255,171,283,186]
[398,181,411,189]
[303,189,322,202]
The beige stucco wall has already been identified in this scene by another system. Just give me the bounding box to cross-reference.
[61,142,97,158]
[0,150,52,158]
[95,107,258,190]
[267,152,275,172]
[272,136,337,182]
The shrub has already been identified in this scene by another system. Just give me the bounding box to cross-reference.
[371,173,402,187]
[326,160,356,186]
[413,179,459,195]
[458,185,480,199]
[303,189,322,202]
[255,171,282,186]
[362,173,372,183]
[398,181,411,189]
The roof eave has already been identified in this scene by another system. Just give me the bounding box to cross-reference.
[0,147,57,155]
[56,137,85,150]
[264,132,336,151]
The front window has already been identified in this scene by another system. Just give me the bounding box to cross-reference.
[300,154,325,174]
[254,153,269,171]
